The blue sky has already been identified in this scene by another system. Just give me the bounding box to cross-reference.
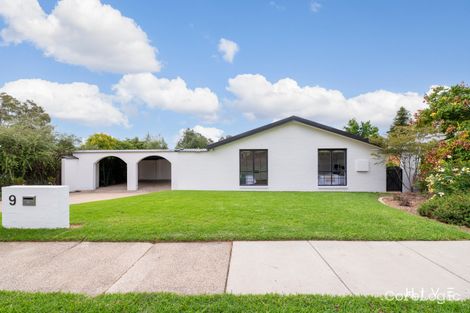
[0,0,469,146]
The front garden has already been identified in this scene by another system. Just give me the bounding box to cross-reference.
[379,84,469,228]
[0,191,468,242]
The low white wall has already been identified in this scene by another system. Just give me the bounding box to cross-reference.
[2,185,69,229]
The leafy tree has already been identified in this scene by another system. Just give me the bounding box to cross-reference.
[56,134,80,155]
[417,83,470,137]
[82,133,168,150]
[375,125,436,192]
[218,135,232,142]
[415,83,470,194]
[389,106,411,133]
[119,137,141,149]
[344,118,379,138]
[0,93,78,188]
[176,129,213,149]
[81,133,121,150]
[0,93,50,128]
[138,133,167,149]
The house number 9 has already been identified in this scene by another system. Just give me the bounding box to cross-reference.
[9,195,16,206]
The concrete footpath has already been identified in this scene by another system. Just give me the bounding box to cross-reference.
[0,241,469,300]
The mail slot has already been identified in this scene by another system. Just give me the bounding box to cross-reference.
[22,196,36,206]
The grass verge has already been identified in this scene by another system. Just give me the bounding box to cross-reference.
[0,291,469,313]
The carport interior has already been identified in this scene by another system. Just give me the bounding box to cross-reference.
[138,156,171,189]
[97,156,127,188]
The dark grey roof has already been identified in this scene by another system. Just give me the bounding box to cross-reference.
[207,116,377,149]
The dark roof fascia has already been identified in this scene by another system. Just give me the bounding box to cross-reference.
[62,155,79,159]
[207,116,379,149]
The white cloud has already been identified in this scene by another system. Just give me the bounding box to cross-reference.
[218,38,239,63]
[192,125,224,141]
[269,1,285,11]
[0,79,128,126]
[426,85,449,96]
[113,73,220,121]
[0,0,160,73]
[227,74,425,130]
[310,1,322,13]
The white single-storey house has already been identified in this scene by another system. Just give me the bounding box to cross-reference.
[62,116,386,192]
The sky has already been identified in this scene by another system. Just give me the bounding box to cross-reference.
[0,0,469,147]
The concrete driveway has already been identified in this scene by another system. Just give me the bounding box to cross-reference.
[0,182,170,208]
[0,241,469,300]
[69,181,170,204]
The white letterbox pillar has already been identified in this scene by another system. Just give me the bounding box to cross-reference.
[1,185,69,229]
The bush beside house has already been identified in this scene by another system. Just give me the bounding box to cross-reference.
[415,84,470,226]
[0,93,78,191]
[418,193,470,227]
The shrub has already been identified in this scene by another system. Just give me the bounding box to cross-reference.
[418,193,470,227]
[399,195,412,207]
[392,193,412,206]
[425,162,470,196]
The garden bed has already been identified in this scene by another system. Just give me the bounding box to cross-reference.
[379,193,429,215]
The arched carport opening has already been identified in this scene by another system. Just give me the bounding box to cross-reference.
[95,156,127,190]
[137,156,171,191]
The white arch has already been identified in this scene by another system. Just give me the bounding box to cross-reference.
[93,155,128,190]
[137,155,172,191]
[63,150,181,191]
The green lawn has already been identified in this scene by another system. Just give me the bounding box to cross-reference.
[0,291,468,313]
[0,191,469,241]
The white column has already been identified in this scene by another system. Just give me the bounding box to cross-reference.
[127,161,138,191]
[93,162,99,190]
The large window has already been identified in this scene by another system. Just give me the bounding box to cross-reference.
[240,150,268,186]
[318,149,347,186]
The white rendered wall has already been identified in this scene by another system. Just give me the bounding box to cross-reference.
[62,158,79,191]
[172,122,385,192]
[1,185,69,229]
[62,121,386,192]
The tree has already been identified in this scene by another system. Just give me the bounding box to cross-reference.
[218,135,232,142]
[141,133,168,149]
[417,83,470,137]
[81,133,121,150]
[344,118,379,138]
[120,137,143,149]
[374,125,436,192]
[389,106,411,133]
[176,129,213,149]
[0,93,50,128]
[415,83,470,194]
[82,133,168,150]
[0,93,78,187]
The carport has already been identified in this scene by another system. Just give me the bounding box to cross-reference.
[137,155,171,191]
[62,150,181,192]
